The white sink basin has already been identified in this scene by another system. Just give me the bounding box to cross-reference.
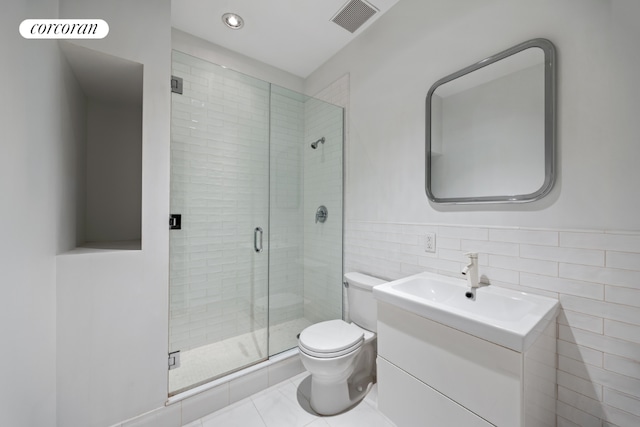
[373,272,558,352]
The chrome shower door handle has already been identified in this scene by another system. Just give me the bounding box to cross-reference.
[254,227,263,253]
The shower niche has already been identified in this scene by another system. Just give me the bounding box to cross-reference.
[168,51,344,395]
[60,42,143,250]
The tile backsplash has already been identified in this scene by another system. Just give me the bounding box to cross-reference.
[345,220,640,427]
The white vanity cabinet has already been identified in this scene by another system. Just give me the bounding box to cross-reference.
[377,302,556,427]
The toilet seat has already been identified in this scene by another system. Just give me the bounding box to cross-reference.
[299,320,364,358]
[299,339,362,358]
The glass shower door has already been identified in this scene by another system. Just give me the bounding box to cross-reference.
[168,51,270,395]
[267,85,344,355]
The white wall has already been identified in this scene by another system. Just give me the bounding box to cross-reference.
[55,0,171,426]
[0,0,86,425]
[305,0,640,231]
[85,100,142,243]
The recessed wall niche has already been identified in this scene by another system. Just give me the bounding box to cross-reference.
[60,42,143,250]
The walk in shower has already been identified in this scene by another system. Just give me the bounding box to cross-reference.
[169,51,344,395]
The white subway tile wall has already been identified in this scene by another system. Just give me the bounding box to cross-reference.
[170,51,271,353]
[267,86,305,340]
[170,53,346,365]
[346,221,640,426]
[303,98,344,323]
[304,75,349,323]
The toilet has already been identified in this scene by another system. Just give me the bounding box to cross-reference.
[298,272,387,415]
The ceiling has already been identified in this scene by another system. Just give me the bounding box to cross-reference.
[171,0,400,78]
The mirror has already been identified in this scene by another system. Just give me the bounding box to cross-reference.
[426,39,556,204]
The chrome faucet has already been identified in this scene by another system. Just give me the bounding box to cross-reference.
[461,252,479,289]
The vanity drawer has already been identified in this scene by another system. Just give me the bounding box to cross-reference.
[378,357,494,427]
[377,301,522,426]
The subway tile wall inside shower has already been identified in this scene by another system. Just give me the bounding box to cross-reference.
[305,75,349,324]
[169,53,348,355]
[345,220,640,426]
[268,86,305,331]
[170,52,272,352]
[303,96,344,324]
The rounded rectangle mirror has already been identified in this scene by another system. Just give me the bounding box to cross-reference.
[426,38,556,204]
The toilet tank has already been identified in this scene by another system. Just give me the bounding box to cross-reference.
[344,272,387,332]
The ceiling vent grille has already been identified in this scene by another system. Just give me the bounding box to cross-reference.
[331,0,379,34]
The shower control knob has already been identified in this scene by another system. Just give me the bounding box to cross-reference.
[315,205,328,223]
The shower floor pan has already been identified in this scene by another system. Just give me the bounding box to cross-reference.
[169,317,312,394]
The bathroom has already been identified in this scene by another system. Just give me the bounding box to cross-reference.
[3,0,640,426]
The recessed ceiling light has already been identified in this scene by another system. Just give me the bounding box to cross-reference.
[222,13,244,30]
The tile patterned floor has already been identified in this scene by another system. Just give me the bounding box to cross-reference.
[183,372,395,427]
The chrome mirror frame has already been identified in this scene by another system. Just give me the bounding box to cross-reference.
[425,38,557,204]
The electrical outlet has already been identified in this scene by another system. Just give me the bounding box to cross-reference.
[424,232,436,253]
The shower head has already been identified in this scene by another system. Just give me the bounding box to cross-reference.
[311,137,325,149]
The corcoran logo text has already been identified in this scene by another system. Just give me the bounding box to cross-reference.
[20,19,109,39]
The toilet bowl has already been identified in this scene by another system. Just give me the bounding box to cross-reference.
[298,272,386,415]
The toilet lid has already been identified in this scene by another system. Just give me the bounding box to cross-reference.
[299,320,364,354]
